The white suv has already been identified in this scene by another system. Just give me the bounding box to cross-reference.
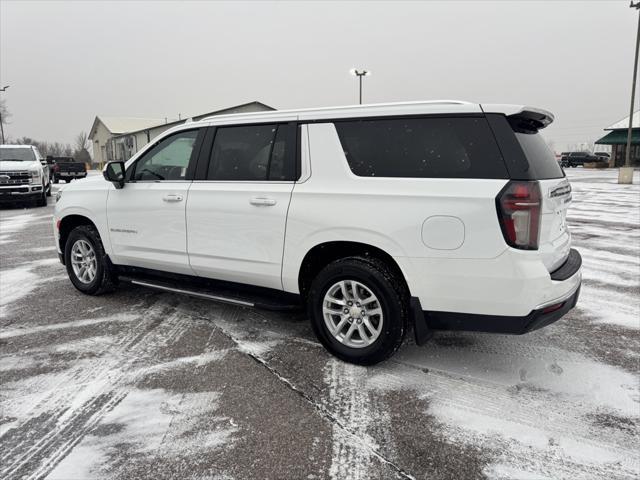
[53,101,582,365]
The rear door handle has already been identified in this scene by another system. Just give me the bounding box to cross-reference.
[250,196,277,206]
[163,194,184,202]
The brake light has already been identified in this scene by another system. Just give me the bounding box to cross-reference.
[496,181,541,250]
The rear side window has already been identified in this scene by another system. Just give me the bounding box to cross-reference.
[334,117,508,179]
[206,124,296,181]
[512,131,564,179]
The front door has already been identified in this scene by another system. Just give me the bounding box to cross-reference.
[107,128,203,275]
[187,123,297,290]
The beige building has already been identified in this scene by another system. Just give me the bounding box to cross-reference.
[89,101,274,167]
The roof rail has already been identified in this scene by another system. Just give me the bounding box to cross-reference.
[198,100,476,122]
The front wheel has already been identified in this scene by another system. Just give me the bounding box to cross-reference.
[35,188,46,207]
[307,256,409,365]
[64,225,116,295]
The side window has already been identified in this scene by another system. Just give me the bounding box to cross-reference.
[131,130,199,181]
[206,124,296,181]
[269,125,296,180]
[334,117,508,179]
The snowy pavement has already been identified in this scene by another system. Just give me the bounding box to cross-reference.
[0,169,638,479]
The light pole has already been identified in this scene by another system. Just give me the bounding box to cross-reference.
[620,1,640,184]
[0,85,9,145]
[349,68,371,105]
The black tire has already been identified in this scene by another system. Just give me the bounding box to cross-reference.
[64,225,117,295]
[35,188,46,207]
[65,179,71,183]
[46,182,52,197]
[53,177,59,184]
[308,256,409,365]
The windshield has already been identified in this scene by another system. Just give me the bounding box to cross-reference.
[0,148,36,162]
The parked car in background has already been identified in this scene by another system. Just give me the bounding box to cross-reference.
[560,151,600,168]
[50,156,87,183]
[53,101,582,365]
[0,144,51,206]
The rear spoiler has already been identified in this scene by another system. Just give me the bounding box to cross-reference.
[481,104,554,130]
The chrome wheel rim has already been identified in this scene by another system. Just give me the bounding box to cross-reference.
[322,280,384,348]
[71,239,97,284]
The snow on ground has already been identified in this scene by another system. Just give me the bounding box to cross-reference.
[0,167,638,479]
[566,168,640,330]
[0,257,62,318]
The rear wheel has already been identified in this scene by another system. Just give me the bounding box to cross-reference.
[64,225,116,295]
[65,179,71,183]
[308,256,408,365]
[53,176,59,184]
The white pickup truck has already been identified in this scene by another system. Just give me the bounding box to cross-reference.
[53,101,582,365]
[0,144,52,206]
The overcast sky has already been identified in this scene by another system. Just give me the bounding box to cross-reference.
[1,0,637,151]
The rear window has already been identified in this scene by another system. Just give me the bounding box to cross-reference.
[514,131,564,179]
[334,117,508,179]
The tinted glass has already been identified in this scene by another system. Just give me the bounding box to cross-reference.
[132,130,199,181]
[0,148,36,162]
[514,132,564,179]
[206,124,296,181]
[334,117,508,179]
[268,125,296,180]
[208,125,275,180]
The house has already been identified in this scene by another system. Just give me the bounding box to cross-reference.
[89,101,275,167]
[595,111,639,167]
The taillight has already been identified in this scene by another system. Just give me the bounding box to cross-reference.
[496,181,541,250]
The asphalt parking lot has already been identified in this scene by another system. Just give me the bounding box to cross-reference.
[0,169,638,480]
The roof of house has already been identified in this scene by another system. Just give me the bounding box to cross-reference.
[596,128,640,145]
[89,117,173,140]
[605,111,639,130]
[90,101,275,140]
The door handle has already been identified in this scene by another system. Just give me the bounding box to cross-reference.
[163,194,184,202]
[249,196,277,206]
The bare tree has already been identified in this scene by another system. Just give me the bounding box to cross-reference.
[0,98,10,144]
[74,131,91,163]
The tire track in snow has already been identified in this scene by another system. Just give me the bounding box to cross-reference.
[0,302,197,480]
[323,360,379,480]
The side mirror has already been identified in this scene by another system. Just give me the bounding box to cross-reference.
[40,160,47,166]
[103,161,125,189]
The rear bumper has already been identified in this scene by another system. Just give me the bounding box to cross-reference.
[56,172,86,178]
[419,248,582,334]
[424,283,580,334]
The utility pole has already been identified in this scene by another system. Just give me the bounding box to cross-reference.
[349,69,371,105]
[620,1,640,184]
[0,85,9,145]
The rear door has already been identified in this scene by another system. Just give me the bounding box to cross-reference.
[186,122,297,289]
[106,128,204,274]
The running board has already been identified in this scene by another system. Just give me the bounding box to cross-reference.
[118,273,302,312]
